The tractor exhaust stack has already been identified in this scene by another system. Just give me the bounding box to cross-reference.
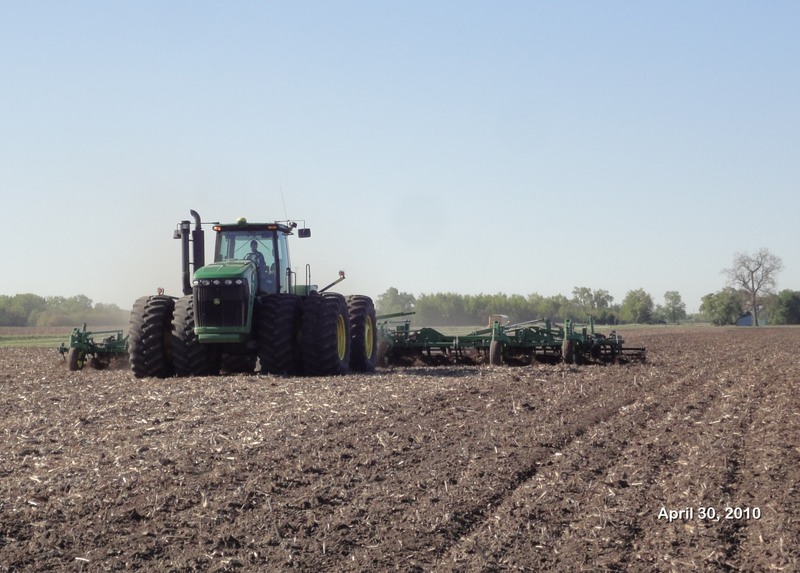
[176,210,206,295]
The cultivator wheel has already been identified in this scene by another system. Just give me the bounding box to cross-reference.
[302,293,351,376]
[562,339,575,364]
[347,295,378,373]
[376,341,390,368]
[171,295,219,376]
[257,294,302,375]
[489,340,503,366]
[68,347,85,371]
[129,295,175,379]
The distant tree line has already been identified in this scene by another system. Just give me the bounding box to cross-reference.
[377,249,798,328]
[0,294,128,327]
[376,286,688,326]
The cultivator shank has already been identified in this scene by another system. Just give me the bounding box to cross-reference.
[377,314,646,367]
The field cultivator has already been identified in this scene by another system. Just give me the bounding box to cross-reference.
[58,323,129,371]
[377,313,646,366]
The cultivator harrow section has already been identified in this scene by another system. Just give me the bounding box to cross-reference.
[377,313,646,366]
[58,323,129,371]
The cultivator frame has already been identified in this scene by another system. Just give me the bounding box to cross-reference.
[377,313,646,366]
[58,323,129,371]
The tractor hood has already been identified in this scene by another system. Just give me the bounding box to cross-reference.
[191,260,257,341]
[193,260,255,281]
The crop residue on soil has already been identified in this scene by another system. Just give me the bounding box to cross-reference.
[1,327,799,572]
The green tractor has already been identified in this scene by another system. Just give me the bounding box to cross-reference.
[128,210,377,378]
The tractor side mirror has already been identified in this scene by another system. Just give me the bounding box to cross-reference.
[298,228,311,238]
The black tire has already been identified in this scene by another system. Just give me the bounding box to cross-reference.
[301,293,351,376]
[68,347,85,371]
[129,295,176,378]
[489,339,503,366]
[172,295,219,376]
[562,338,575,365]
[256,294,302,375]
[347,295,377,372]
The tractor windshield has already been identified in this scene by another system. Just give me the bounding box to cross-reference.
[214,229,291,294]
[217,230,275,263]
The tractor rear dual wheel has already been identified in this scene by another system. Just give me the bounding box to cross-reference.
[129,295,175,378]
[347,295,377,373]
[302,293,351,376]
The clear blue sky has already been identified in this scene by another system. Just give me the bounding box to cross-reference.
[2,1,798,314]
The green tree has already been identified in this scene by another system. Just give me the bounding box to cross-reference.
[570,287,615,322]
[700,288,743,325]
[507,294,530,323]
[571,286,594,318]
[0,293,48,326]
[663,291,687,324]
[767,289,800,325]
[724,248,783,326]
[376,287,416,315]
[540,294,571,322]
[526,293,546,320]
[413,293,444,325]
[619,289,654,323]
[593,289,614,310]
[63,294,93,314]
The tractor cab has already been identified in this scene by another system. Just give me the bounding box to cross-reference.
[176,212,310,297]
[173,213,311,340]
[212,221,293,294]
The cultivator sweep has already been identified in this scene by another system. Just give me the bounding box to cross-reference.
[58,323,129,371]
[377,313,646,366]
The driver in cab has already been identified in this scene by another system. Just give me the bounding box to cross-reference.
[245,240,273,292]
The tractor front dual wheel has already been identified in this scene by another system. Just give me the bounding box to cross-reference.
[129,295,175,378]
[172,295,219,376]
[257,293,302,375]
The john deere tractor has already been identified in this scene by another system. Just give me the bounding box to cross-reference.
[128,210,377,378]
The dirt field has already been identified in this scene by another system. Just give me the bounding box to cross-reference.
[1,327,798,572]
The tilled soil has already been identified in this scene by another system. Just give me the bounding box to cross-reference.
[1,327,798,572]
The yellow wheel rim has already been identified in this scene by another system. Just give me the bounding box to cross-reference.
[364,318,374,359]
[336,314,347,361]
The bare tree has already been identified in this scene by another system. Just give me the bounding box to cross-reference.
[724,248,783,326]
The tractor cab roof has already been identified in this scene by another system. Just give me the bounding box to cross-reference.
[212,218,297,235]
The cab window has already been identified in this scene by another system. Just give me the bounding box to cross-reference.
[216,231,275,263]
